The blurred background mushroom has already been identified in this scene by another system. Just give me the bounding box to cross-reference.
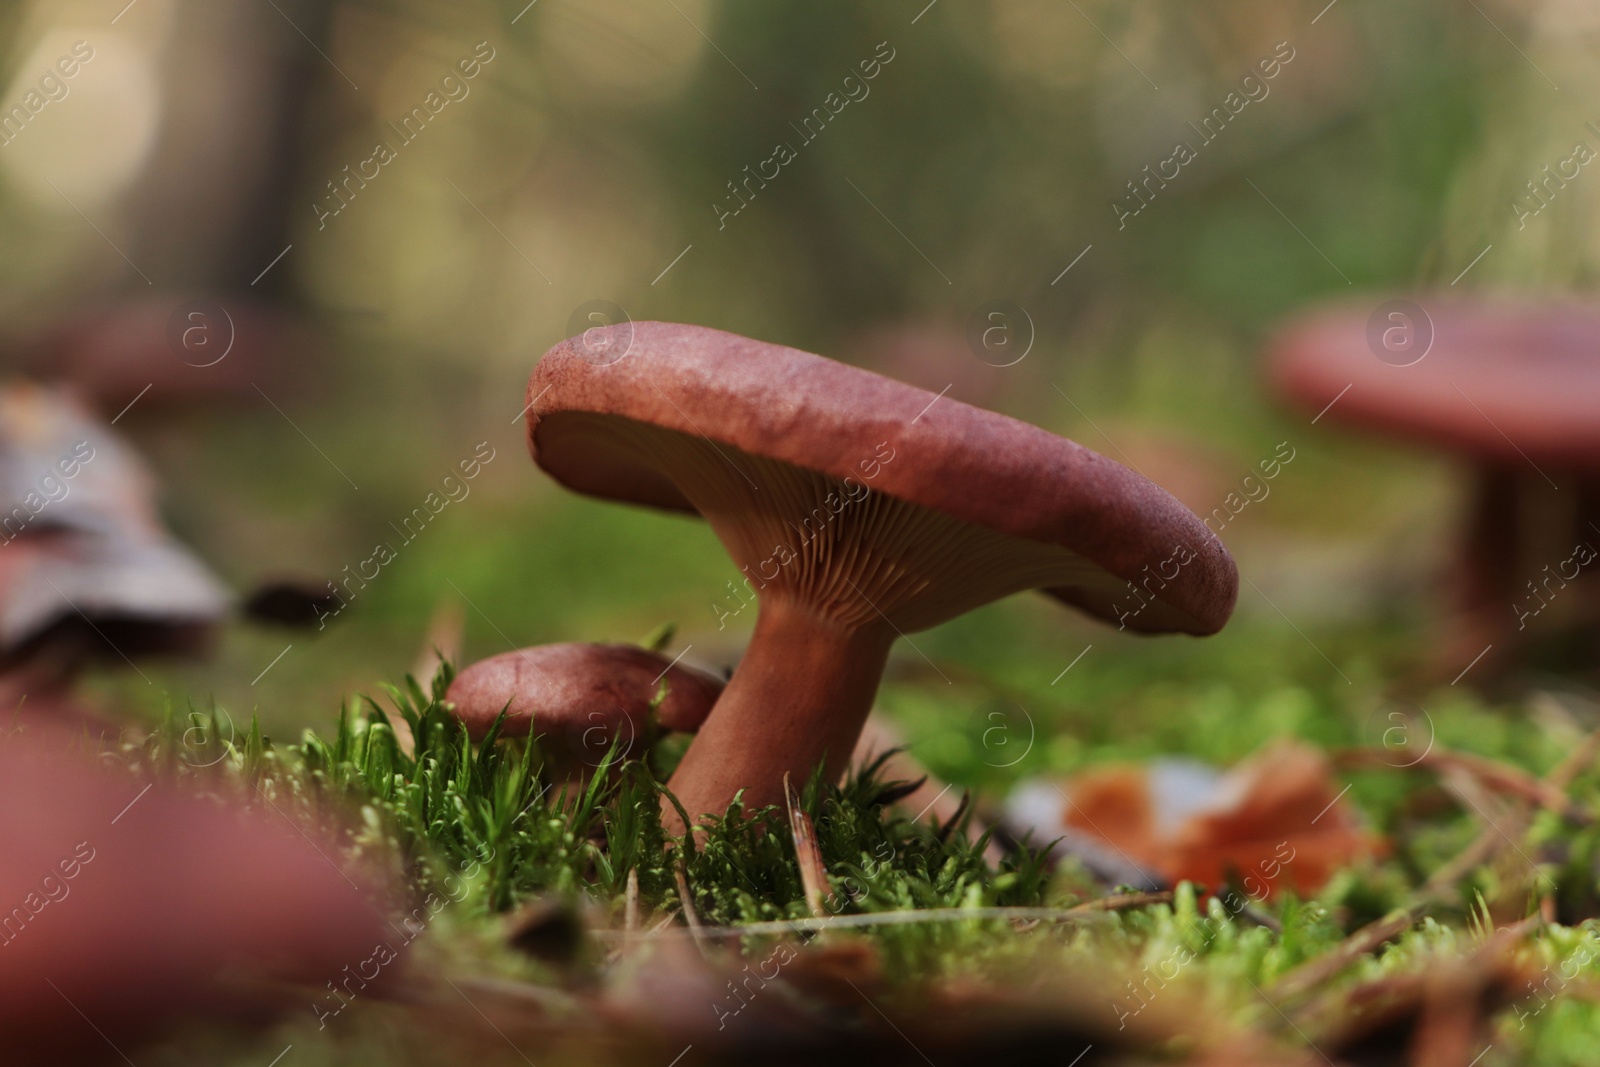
[4,0,326,412]
[0,729,391,1064]
[1268,299,1600,679]
[0,382,228,731]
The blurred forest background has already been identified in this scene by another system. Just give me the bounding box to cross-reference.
[0,0,1593,789]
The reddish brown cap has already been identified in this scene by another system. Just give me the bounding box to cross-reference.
[1269,298,1600,471]
[526,322,1237,635]
[0,735,390,1060]
[445,643,724,772]
[25,295,310,418]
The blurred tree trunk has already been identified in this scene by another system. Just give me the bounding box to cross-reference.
[121,0,334,299]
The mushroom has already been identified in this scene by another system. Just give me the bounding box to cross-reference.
[524,322,1238,831]
[445,643,725,781]
[24,294,310,420]
[0,733,390,1061]
[1268,298,1600,673]
[0,384,228,727]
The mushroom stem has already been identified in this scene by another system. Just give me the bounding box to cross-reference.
[664,599,895,835]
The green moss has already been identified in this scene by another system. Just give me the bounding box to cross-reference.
[117,650,1600,1064]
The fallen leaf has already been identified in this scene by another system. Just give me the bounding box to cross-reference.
[1008,739,1382,897]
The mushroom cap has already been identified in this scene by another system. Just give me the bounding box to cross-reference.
[526,322,1237,635]
[1269,298,1600,471]
[25,294,310,417]
[0,384,229,664]
[445,642,725,754]
[0,735,391,1060]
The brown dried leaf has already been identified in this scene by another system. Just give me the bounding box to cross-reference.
[784,771,830,919]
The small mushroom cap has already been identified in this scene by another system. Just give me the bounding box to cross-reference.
[526,322,1237,635]
[445,643,725,755]
[1270,299,1600,470]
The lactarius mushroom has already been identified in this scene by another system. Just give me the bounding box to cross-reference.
[446,643,724,780]
[525,323,1238,830]
[1269,299,1600,673]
